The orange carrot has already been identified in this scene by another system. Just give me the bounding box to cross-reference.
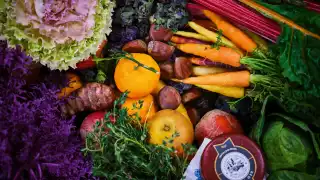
[202,9,257,52]
[188,21,237,49]
[170,36,208,44]
[176,44,242,67]
[172,71,251,87]
[239,0,320,40]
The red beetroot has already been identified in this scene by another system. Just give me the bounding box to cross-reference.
[195,109,243,144]
[80,111,116,140]
[149,24,173,42]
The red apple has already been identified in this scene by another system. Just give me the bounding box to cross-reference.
[80,111,116,140]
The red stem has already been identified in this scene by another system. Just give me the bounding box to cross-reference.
[189,1,280,42]
[219,0,279,28]
[305,0,320,13]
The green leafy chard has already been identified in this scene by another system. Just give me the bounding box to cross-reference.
[82,92,196,179]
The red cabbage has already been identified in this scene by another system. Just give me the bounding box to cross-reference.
[0,42,93,180]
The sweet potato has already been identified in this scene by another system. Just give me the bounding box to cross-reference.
[61,83,116,116]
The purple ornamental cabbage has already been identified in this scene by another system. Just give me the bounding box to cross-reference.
[0,41,93,180]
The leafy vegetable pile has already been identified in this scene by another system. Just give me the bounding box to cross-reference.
[110,0,188,45]
[0,42,92,179]
[0,0,115,70]
[252,1,320,126]
[251,96,320,179]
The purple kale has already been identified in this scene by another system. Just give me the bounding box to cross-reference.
[109,26,139,44]
[121,26,139,43]
[0,43,92,180]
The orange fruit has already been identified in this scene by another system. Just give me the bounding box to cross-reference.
[122,94,157,124]
[114,53,160,98]
[148,109,194,155]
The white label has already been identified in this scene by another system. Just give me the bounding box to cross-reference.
[220,152,250,180]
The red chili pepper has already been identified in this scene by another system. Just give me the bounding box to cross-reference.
[76,40,107,70]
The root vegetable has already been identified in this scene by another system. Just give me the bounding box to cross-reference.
[170,36,208,44]
[148,41,175,61]
[151,80,166,96]
[158,86,181,110]
[182,88,202,104]
[188,21,237,49]
[159,62,174,80]
[187,107,201,126]
[62,82,116,116]
[195,109,243,144]
[192,66,228,76]
[174,31,211,42]
[174,57,193,79]
[195,84,245,98]
[149,24,173,42]
[122,40,147,53]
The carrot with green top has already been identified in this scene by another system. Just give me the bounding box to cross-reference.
[174,31,212,42]
[176,44,278,74]
[188,21,237,49]
[191,19,217,32]
[202,10,257,53]
[173,71,251,87]
[195,84,245,98]
[177,44,241,67]
[192,66,228,76]
[170,36,208,44]
[239,0,320,40]
[172,70,284,91]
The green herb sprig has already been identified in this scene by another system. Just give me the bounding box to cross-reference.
[82,92,196,179]
[94,51,159,74]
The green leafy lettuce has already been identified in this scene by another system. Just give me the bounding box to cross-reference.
[0,0,115,70]
[250,96,320,177]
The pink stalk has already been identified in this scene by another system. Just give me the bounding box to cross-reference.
[188,2,278,40]
[305,0,320,13]
[189,1,281,43]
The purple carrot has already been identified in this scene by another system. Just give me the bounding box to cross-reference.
[189,57,246,70]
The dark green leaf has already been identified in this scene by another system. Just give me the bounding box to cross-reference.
[270,113,320,159]
[268,170,317,180]
[262,121,295,171]
[250,95,272,145]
